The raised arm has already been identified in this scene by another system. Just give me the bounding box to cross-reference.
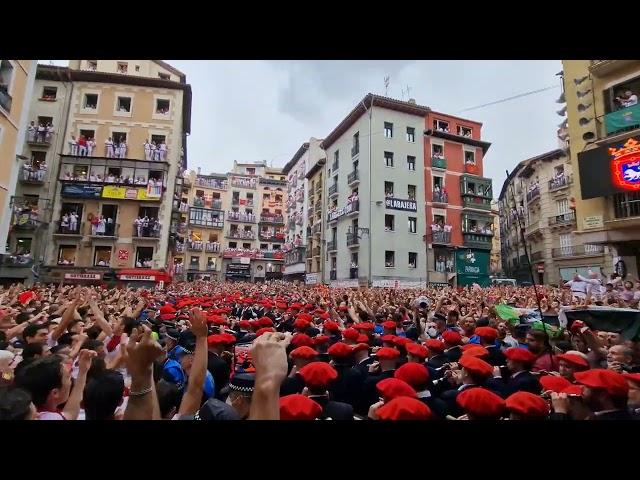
[178,309,209,416]
[88,296,113,337]
[63,349,96,420]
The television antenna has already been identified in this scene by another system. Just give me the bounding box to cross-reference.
[384,76,390,96]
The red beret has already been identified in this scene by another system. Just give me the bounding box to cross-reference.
[323,320,340,333]
[280,394,322,420]
[208,316,228,326]
[442,330,462,346]
[459,355,493,379]
[539,375,572,394]
[290,346,318,360]
[159,313,176,321]
[290,303,303,311]
[377,397,433,420]
[291,333,314,348]
[393,337,412,348]
[313,335,330,346]
[299,362,338,389]
[356,334,369,343]
[381,334,397,344]
[220,333,236,345]
[382,321,397,330]
[395,363,430,388]
[574,369,629,398]
[256,327,275,337]
[461,345,489,359]
[318,312,330,320]
[506,391,549,418]
[276,302,288,310]
[327,342,353,358]
[207,335,226,347]
[238,320,251,329]
[342,328,360,342]
[258,317,274,328]
[352,342,369,353]
[425,339,445,353]
[293,318,311,330]
[355,322,375,331]
[159,304,176,315]
[474,327,499,341]
[562,385,583,396]
[557,353,589,369]
[304,303,314,310]
[624,373,640,385]
[504,347,537,366]
[376,378,417,401]
[456,388,505,419]
[338,305,349,312]
[405,343,429,360]
[376,347,400,360]
[297,313,313,322]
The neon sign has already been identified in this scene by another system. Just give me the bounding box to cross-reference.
[610,138,640,191]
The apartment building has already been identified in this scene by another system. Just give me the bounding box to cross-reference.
[321,94,429,288]
[0,60,37,284]
[499,149,611,285]
[424,111,494,286]
[561,60,640,280]
[490,200,502,275]
[304,156,326,285]
[30,60,192,287]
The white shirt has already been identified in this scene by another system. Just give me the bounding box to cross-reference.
[624,94,638,107]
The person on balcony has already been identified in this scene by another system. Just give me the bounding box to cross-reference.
[87,137,95,156]
[617,90,638,109]
[27,121,37,142]
[144,140,151,161]
[69,212,78,233]
[150,141,157,161]
[60,213,70,234]
[159,141,167,161]
[69,135,78,156]
[77,135,87,156]
[37,123,46,143]
[97,215,106,236]
[45,123,55,143]
[106,217,114,236]
[105,137,115,158]
[118,139,127,158]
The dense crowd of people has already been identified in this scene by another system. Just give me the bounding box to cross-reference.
[0,277,639,421]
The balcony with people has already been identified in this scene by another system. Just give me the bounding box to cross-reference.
[431,144,446,169]
[349,265,359,279]
[230,176,257,189]
[26,120,54,147]
[548,210,576,227]
[461,215,494,250]
[430,217,453,245]
[285,245,306,266]
[226,228,255,240]
[259,213,284,225]
[526,181,541,204]
[20,159,48,185]
[194,176,228,190]
[11,197,49,231]
[132,217,161,239]
[87,216,119,238]
[259,226,286,242]
[192,195,222,211]
[548,168,572,192]
[432,179,448,205]
[601,80,640,138]
[461,175,492,210]
[189,208,224,229]
[227,210,256,223]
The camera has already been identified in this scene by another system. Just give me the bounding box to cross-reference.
[414,296,431,310]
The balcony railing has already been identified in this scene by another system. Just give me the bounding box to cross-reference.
[2,255,34,268]
[328,184,338,197]
[175,243,186,253]
[226,230,255,240]
[188,241,204,251]
[431,156,446,169]
[194,177,228,190]
[526,186,541,203]
[433,191,448,203]
[431,229,452,244]
[53,221,82,236]
[462,233,493,250]
[327,240,337,252]
[349,267,359,279]
[285,246,306,266]
[462,194,492,210]
[530,251,544,261]
[188,209,224,229]
[330,269,337,280]
[603,104,640,137]
[613,192,640,219]
[0,88,12,112]
[259,214,284,224]
[464,163,479,175]
[259,232,286,242]
[19,164,48,185]
[548,211,576,226]
[26,130,53,147]
[227,211,256,223]
[132,223,161,239]
[548,174,572,192]
[192,198,222,210]
[205,242,221,253]
[347,170,359,185]
[313,223,322,234]
[231,199,255,208]
[230,177,258,189]
[552,245,604,258]
[346,232,359,247]
[88,222,119,238]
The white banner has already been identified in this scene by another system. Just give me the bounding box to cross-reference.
[305,273,319,284]
[64,273,101,280]
[372,279,426,289]
[330,279,359,288]
[120,274,156,281]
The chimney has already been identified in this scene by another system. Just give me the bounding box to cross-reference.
[408,98,416,104]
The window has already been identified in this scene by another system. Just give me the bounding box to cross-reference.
[385,181,394,197]
[207,257,216,268]
[117,62,128,74]
[464,150,476,165]
[408,185,416,201]
[229,242,237,248]
[385,215,395,232]
[351,253,358,266]
[384,122,393,138]
[156,99,170,115]
[433,119,449,132]
[352,132,359,155]
[242,242,251,249]
[408,252,417,268]
[333,150,339,167]
[135,65,140,72]
[0,60,14,107]
[189,256,200,268]
[246,167,256,175]
[158,73,170,80]
[79,129,95,143]
[31,151,46,166]
[41,86,57,101]
[260,243,268,250]
[58,245,77,265]
[87,60,97,71]
[407,155,416,171]
[457,125,472,137]
[434,248,455,273]
[406,127,415,142]
[385,251,395,267]
[557,198,569,214]
[432,144,444,158]
[408,217,417,233]
[16,238,32,255]
[38,115,53,128]
[112,131,127,145]
[116,96,131,113]
[384,151,394,168]
[135,247,153,267]
[94,246,112,266]
[83,93,98,109]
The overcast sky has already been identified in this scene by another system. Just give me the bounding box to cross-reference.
[44,60,563,194]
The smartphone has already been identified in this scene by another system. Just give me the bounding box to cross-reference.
[232,342,255,374]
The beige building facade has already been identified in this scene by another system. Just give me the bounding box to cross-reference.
[304,156,326,284]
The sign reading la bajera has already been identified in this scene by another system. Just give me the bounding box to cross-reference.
[385,197,417,212]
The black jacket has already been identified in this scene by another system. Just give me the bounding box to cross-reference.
[438,384,482,418]
[330,363,364,408]
[207,351,230,399]
[357,369,396,416]
[427,354,449,369]
[309,395,354,420]
[280,374,305,396]
[444,346,462,363]
[352,356,375,378]
[485,370,541,398]
[485,345,506,367]
[417,393,448,420]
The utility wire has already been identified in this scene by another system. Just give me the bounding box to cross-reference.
[457,85,560,113]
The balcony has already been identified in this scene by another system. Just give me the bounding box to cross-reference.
[187,241,204,252]
[313,223,322,235]
[0,88,12,112]
[347,169,359,185]
[602,104,640,137]
[175,242,186,253]
[432,191,448,204]
[614,192,640,219]
[525,220,543,238]
[226,230,255,241]
[192,198,222,210]
[231,198,255,208]
[88,222,119,238]
[526,185,541,203]
[26,131,52,148]
[464,163,479,175]
[548,211,576,227]
[259,214,284,225]
[53,221,82,237]
[431,229,452,245]
[189,209,224,229]
[2,255,34,268]
[530,251,544,262]
[349,267,359,279]
[462,233,493,250]
[285,246,306,266]
[346,232,359,247]
[330,269,337,280]
[462,194,492,210]
[230,177,257,189]
[132,224,161,240]
[548,174,572,192]
[589,60,636,77]
[11,198,50,231]
[431,156,446,169]
[328,184,338,197]
[327,240,337,252]
[552,244,605,258]
[259,231,286,242]
[227,211,256,223]
[194,177,228,190]
[18,164,48,185]
[205,242,221,253]
[259,250,285,261]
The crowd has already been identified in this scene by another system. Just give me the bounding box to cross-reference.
[0,277,639,421]
[27,121,55,144]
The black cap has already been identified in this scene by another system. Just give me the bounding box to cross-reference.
[190,398,241,421]
[165,328,180,341]
[177,330,196,354]
[476,317,490,327]
[229,373,255,393]
[433,313,447,322]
